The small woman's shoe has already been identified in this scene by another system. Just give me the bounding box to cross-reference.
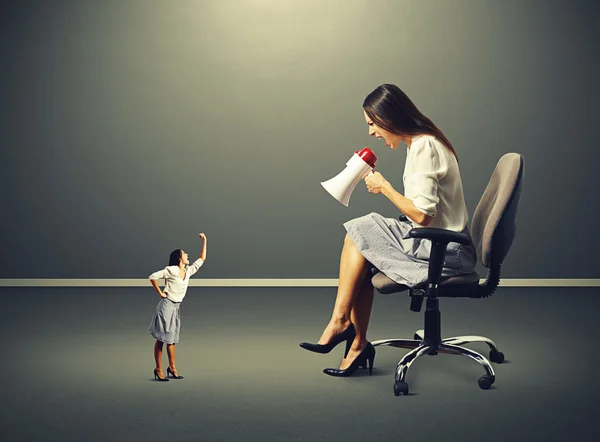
[153,368,169,382]
[300,323,356,357]
[323,342,376,377]
[167,367,184,379]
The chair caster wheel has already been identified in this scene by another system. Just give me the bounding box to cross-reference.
[394,381,409,396]
[478,375,494,390]
[489,350,504,363]
[413,333,421,340]
[414,330,423,340]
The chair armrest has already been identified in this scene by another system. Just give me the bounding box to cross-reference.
[408,227,472,246]
[408,227,472,286]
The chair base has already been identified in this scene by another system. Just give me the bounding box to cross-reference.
[372,331,503,395]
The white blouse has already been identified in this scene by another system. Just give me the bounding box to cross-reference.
[149,258,204,303]
[403,135,469,232]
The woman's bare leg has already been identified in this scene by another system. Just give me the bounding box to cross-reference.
[318,234,371,345]
[154,340,165,377]
[167,344,179,376]
[340,276,375,369]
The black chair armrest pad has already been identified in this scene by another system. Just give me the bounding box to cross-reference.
[409,227,472,245]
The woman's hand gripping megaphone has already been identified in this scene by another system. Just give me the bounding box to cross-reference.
[359,146,387,194]
[364,169,389,194]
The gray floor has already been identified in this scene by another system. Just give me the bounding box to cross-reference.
[1,286,599,442]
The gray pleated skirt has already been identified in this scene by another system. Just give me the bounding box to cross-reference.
[148,297,181,344]
[344,212,477,288]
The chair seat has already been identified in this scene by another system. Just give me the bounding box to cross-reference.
[372,271,481,297]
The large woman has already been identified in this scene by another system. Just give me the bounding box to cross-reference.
[300,84,476,377]
[148,233,207,381]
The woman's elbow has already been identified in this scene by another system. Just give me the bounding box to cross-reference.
[419,214,434,227]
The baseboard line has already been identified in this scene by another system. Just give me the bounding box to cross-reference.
[0,279,599,287]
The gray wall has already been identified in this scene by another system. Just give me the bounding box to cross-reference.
[1,0,599,279]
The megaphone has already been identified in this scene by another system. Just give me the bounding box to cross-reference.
[321,147,378,206]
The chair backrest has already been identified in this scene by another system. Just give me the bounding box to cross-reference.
[471,153,524,269]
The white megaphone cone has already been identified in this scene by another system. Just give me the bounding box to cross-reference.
[321,147,378,206]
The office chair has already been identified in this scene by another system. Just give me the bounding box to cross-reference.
[371,152,524,396]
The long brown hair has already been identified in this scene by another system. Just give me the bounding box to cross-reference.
[363,84,458,159]
[168,249,182,266]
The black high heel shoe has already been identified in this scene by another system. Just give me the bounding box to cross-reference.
[323,342,376,377]
[153,368,169,382]
[167,367,184,379]
[299,323,356,357]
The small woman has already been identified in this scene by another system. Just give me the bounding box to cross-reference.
[300,84,476,377]
[148,233,207,381]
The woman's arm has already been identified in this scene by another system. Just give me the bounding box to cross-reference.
[198,232,207,261]
[382,182,433,226]
[149,269,168,298]
[150,279,167,298]
[364,172,433,226]
[186,233,207,277]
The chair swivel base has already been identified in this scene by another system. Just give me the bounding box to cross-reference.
[372,331,504,396]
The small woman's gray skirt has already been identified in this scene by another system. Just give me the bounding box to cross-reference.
[344,212,477,288]
[148,297,181,344]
